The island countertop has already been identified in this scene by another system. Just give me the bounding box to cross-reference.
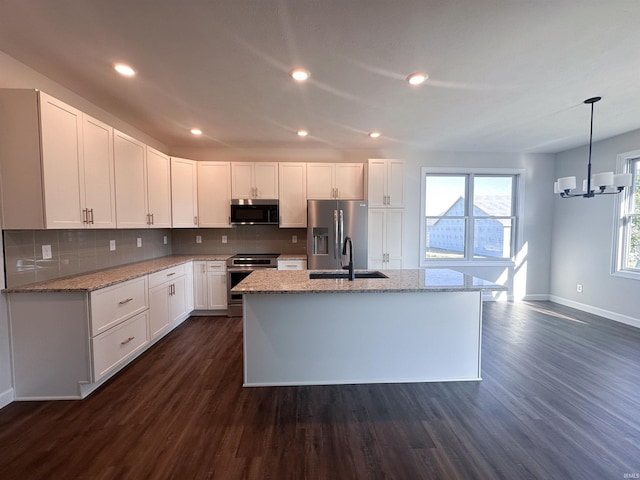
[232,268,506,294]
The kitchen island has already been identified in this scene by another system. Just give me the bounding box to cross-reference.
[232,269,506,387]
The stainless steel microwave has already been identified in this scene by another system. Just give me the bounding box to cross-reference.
[230,199,279,225]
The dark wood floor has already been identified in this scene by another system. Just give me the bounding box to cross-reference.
[1,301,639,479]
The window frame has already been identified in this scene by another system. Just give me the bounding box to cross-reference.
[612,151,640,280]
[420,167,524,267]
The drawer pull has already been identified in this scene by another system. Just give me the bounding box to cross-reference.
[166,272,176,277]
[120,336,135,345]
[118,298,134,305]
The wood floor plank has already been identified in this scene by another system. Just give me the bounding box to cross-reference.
[1,303,640,479]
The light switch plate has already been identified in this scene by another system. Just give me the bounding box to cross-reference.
[110,240,116,251]
[196,235,202,244]
[42,244,52,260]
[222,235,227,244]
[292,235,297,244]
[136,238,142,248]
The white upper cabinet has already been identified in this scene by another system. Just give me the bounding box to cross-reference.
[198,162,231,227]
[367,159,404,208]
[231,162,278,199]
[114,131,148,228]
[306,163,364,200]
[170,157,198,228]
[278,162,307,228]
[82,115,116,228]
[0,90,116,229]
[146,147,172,228]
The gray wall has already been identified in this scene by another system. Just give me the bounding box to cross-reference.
[551,129,640,326]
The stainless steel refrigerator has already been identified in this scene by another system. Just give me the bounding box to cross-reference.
[307,200,368,269]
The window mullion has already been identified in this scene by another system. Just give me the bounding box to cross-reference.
[467,174,474,260]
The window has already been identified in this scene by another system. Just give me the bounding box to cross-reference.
[421,169,520,265]
[616,156,640,276]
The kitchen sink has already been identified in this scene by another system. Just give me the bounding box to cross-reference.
[309,271,388,280]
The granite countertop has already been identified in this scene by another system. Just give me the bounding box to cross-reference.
[3,254,232,293]
[231,268,507,294]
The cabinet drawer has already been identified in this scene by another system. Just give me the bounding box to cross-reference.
[277,259,307,270]
[90,277,148,336]
[92,311,149,381]
[207,261,226,272]
[148,264,186,289]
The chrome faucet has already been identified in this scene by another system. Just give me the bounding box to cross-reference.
[341,236,355,281]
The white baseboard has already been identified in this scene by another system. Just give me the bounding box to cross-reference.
[0,387,14,409]
[523,294,550,301]
[549,295,640,329]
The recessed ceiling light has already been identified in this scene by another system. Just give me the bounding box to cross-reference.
[290,68,310,82]
[190,128,202,135]
[114,63,136,77]
[368,131,381,139]
[407,72,428,85]
[297,129,309,137]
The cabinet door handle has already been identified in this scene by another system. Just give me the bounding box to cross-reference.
[146,213,151,225]
[120,336,135,345]
[194,215,198,225]
[82,208,87,224]
[118,298,133,305]
[89,208,94,224]
[150,213,154,225]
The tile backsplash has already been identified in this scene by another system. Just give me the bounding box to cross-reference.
[3,229,172,288]
[171,226,307,256]
[3,226,307,288]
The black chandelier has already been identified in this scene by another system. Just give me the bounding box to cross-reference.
[555,97,632,198]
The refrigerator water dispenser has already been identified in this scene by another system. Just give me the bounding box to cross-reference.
[312,227,329,255]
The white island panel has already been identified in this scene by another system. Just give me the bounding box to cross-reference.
[243,290,482,386]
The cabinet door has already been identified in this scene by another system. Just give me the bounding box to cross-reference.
[146,147,172,228]
[82,115,116,228]
[367,209,386,269]
[386,209,404,268]
[193,261,208,310]
[114,131,148,228]
[254,163,279,199]
[367,159,387,207]
[278,163,307,227]
[39,92,85,228]
[386,160,405,208]
[335,163,364,199]
[207,272,227,309]
[169,276,189,325]
[231,162,254,198]
[149,283,171,340]
[171,157,198,228]
[306,163,335,199]
[198,162,231,227]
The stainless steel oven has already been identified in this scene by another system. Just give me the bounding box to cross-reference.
[226,253,279,316]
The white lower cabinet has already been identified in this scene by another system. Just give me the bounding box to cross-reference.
[148,264,189,340]
[7,261,197,400]
[193,260,227,311]
[277,259,307,270]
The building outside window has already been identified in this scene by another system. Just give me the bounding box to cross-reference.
[421,169,520,266]
[616,156,640,275]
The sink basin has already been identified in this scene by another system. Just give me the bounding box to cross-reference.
[309,271,388,280]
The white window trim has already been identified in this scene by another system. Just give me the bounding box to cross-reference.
[419,167,525,268]
[611,150,640,280]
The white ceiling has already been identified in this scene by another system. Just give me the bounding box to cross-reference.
[1,0,639,153]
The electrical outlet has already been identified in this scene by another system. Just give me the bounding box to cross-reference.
[42,244,52,260]
[196,235,202,244]
[222,235,227,244]
[163,235,168,245]
[110,240,116,251]
[292,235,297,244]
[137,238,142,248]
[576,284,583,293]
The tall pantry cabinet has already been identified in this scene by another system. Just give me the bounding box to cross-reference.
[0,89,116,229]
[367,159,405,270]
